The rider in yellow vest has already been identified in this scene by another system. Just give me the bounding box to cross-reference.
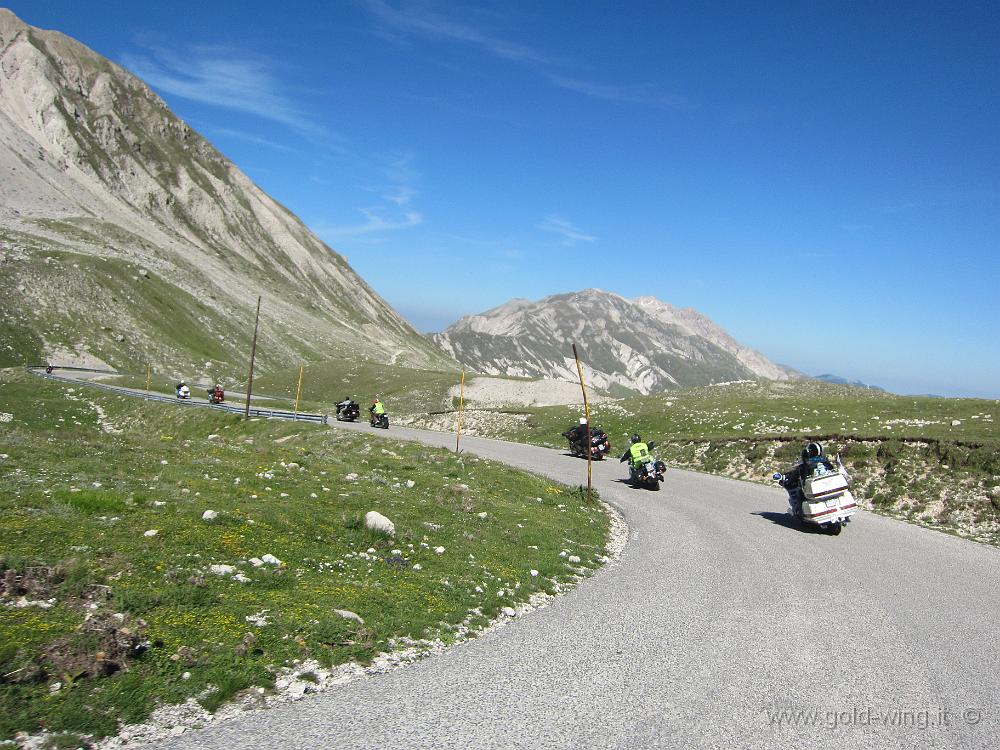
[370,398,385,416]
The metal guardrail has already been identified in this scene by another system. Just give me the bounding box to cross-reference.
[26,366,329,425]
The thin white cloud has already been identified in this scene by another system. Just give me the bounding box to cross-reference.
[120,44,332,139]
[545,74,693,112]
[208,127,299,153]
[538,216,597,245]
[360,0,553,64]
[317,209,423,239]
[359,1,687,109]
[385,185,417,206]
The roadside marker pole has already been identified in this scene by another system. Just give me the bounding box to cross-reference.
[293,364,304,416]
[572,344,592,507]
[145,363,151,399]
[455,369,465,453]
[244,295,261,420]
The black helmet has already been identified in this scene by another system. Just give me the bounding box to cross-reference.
[631,434,641,444]
[806,441,823,459]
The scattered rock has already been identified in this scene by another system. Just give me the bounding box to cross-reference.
[365,511,395,536]
[143,529,158,537]
[232,573,251,584]
[333,609,364,624]
[530,569,539,577]
[202,510,218,521]
[406,479,415,488]
[248,558,265,567]
[477,512,488,519]
[260,554,282,566]
[502,607,516,617]
[209,564,236,576]
[434,546,446,555]
[568,555,581,564]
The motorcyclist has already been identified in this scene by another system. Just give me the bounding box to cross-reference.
[562,417,589,449]
[176,381,190,398]
[779,441,838,515]
[336,396,354,415]
[208,384,224,403]
[369,397,385,418]
[619,434,658,480]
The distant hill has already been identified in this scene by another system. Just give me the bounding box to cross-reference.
[431,288,790,395]
[0,9,453,377]
[814,374,885,392]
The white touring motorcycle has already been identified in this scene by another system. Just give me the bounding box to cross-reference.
[773,457,858,535]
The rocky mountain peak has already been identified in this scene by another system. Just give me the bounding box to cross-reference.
[432,290,789,394]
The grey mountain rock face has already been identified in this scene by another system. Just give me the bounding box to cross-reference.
[432,289,789,395]
[0,9,452,373]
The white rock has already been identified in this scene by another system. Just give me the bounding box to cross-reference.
[568,555,581,564]
[310,493,317,499]
[558,551,568,558]
[181,671,191,681]
[477,512,488,519]
[412,563,423,571]
[434,546,446,555]
[951,420,962,426]
[365,511,395,536]
[207,434,220,440]
[261,554,282,566]
[334,609,364,624]
[92,482,102,488]
[232,573,251,584]
[391,549,402,555]
[202,510,218,521]
[209,564,236,576]
[530,569,539,577]
[502,607,516,617]
[345,473,359,482]
[406,479,415,488]
[143,529,158,537]
[160,460,168,465]
[153,501,166,507]
[249,558,265,567]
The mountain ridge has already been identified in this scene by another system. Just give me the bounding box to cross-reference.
[431,288,790,394]
[0,8,453,377]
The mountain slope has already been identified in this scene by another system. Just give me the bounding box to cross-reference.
[0,9,453,376]
[431,289,789,394]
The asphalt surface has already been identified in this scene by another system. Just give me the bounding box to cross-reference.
[130,415,996,750]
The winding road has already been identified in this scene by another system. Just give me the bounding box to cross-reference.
[38,370,1000,748]
[156,420,998,749]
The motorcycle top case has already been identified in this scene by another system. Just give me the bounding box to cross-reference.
[802,472,849,502]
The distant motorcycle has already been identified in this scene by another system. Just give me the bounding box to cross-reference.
[773,456,857,535]
[336,401,360,422]
[630,456,666,491]
[207,386,225,405]
[622,439,666,490]
[176,383,191,399]
[562,425,611,460]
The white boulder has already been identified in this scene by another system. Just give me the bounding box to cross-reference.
[365,511,395,536]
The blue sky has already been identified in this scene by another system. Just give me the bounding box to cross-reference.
[8,1,1000,397]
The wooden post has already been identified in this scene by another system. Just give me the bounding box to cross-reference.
[455,369,465,453]
[244,296,261,420]
[293,364,304,415]
[572,344,592,506]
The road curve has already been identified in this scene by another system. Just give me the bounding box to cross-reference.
[131,416,996,750]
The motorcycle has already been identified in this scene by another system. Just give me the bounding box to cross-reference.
[562,426,611,460]
[207,387,225,405]
[370,412,389,429]
[336,401,360,422]
[629,457,666,490]
[773,457,857,535]
[176,384,191,399]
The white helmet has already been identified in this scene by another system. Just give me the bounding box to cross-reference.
[579,417,587,425]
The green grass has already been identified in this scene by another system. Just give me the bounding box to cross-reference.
[405,378,1000,544]
[0,369,608,741]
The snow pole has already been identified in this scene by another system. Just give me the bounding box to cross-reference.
[293,364,304,416]
[455,369,465,453]
[244,295,261,420]
[572,344,592,506]
[145,363,151,399]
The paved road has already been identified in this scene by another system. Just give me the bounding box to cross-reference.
[141,417,998,750]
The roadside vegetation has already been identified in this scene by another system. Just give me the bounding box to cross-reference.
[0,369,607,744]
[406,378,1000,545]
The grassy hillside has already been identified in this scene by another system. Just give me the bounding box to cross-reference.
[406,379,1000,544]
[0,369,607,743]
